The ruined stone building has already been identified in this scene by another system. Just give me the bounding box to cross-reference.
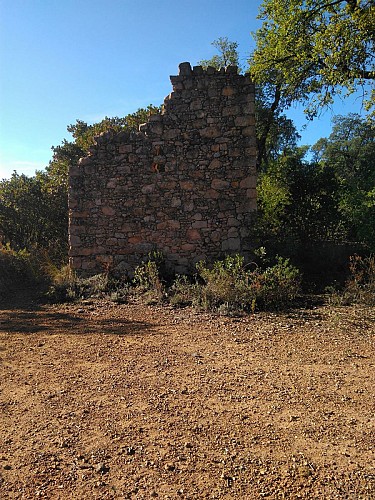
[68,62,256,275]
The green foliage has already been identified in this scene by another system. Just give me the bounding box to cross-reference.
[169,254,301,313]
[313,114,375,249]
[256,91,301,169]
[255,112,375,287]
[252,0,375,118]
[258,116,375,251]
[257,256,301,308]
[0,172,68,262]
[0,245,51,300]
[257,166,291,235]
[46,253,300,313]
[198,37,240,70]
[47,268,129,303]
[0,105,161,265]
[168,275,200,308]
[257,147,341,245]
[196,255,250,311]
[46,265,79,302]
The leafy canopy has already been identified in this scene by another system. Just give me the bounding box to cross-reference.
[198,37,240,70]
[313,113,375,247]
[251,0,375,117]
[0,105,160,262]
[49,104,161,183]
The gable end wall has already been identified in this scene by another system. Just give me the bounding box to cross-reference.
[69,62,257,275]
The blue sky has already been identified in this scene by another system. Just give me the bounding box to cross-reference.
[0,0,365,180]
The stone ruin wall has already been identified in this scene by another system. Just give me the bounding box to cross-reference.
[69,62,257,275]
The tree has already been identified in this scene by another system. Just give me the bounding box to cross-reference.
[251,0,375,118]
[258,114,375,249]
[0,106,161,262]
[198,37,240,70]
[312,113,375,247]
[255,84,300,169]
[257,147,341,244]
[0,172,68,260]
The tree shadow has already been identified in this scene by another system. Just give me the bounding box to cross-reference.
[0,303,157,337]
[0,285,46,312]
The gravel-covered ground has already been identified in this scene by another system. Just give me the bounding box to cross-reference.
[0,295,374,499]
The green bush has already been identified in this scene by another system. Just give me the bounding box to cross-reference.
[255,256,301,308]
[169,254,301,313]
[196,255,253,312]
[46,265,78,302]
[47,252,167,304]
[46,252,301,312]
[169,275,200,307]
[0,245,51,300]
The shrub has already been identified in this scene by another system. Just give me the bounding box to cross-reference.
[45,264,77,302]
[168,275,200,307]
[47,269,130,303]
[255,256,301,308]
[0,245,51,301]
[132,251,165,303]
[191,254,301,312]
[342,254,375,305]
[46,252,301,312]
[195,255,252,311]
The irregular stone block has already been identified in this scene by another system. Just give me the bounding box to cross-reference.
[180,180,194,190]
[102,206,116,216]
[178,62,192,75]
[78,156,93,166]
[186,229,202,241]
[193,65,204,75]
[119,144,133,153]
[222,86,235,96]
[141,184,155,194]
[200,127,221,139]
[209,158,221,169]
[240,176,257,189]
[211,178,229,190]
[235,116,255,127]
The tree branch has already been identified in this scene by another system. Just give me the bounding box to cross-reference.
[257,85,281,170]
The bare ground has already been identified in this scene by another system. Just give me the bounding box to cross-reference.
[0,292,374,499]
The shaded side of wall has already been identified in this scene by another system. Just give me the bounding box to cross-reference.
[69,62,256,275]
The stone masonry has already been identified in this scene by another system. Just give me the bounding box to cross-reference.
[69,62,256,275]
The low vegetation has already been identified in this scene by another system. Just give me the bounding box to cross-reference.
[340,254,375,306]
[0,245,52,301]
[45,252,300,312]
[3,242,373,314]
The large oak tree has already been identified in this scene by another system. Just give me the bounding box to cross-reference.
[251,0,375,117]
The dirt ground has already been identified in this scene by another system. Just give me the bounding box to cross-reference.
[0,291,374,499]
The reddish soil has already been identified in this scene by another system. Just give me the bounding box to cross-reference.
[0,292,374,499]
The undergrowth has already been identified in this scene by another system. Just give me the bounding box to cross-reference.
[46,252,302,312]
[341,254,375,305]
[173,254,301,313]
[0,245,52,301]
[4,243,374,313]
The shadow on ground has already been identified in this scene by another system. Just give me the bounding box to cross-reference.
[0,289,158,337]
